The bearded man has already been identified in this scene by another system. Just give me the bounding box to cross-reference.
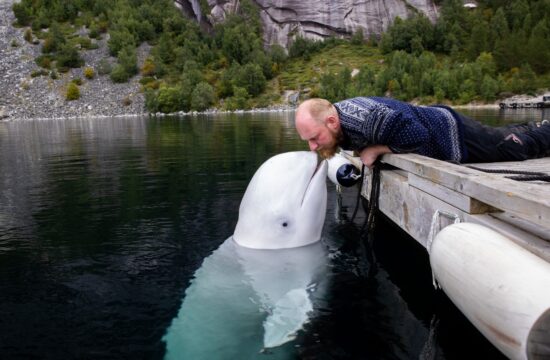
[295,97,550,168]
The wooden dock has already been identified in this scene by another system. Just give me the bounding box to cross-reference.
[356,154,550,261]
[346,153,550,359]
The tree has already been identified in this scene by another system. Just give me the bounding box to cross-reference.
[489,8,509,44]
[156,86,184,113]
[225,87,249,110]
[235,63,266,96]
[42,22,66,54]
[191,82,215,111]
[56,44,83,69]
[12,2,32,26]
[525,20,550,74]
[108,28,135,56]
[117,46,138,76]
[467,20,490,60]
[480,75,499,101]
[475,52,497,76]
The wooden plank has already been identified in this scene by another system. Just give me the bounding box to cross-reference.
[408,173,495,214]
[380,154,550,228]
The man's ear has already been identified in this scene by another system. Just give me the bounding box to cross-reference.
[325,115,338,130]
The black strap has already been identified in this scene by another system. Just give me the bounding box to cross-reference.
[466,165,550,182]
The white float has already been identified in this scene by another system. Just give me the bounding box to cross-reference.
[430,222,550,359]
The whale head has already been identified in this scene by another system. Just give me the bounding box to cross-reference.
[234,151,328,249]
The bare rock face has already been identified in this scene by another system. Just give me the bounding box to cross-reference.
[179,0,439,48]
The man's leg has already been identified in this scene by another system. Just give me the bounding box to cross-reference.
[460,115,503,162]
[460,115,550,162]
[497,123,550,160]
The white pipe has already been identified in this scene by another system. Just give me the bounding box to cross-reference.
[430,222,550,359]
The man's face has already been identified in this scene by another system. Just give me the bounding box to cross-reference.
[296,113,342,159]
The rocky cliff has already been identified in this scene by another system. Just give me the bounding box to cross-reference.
[178,0,439,48]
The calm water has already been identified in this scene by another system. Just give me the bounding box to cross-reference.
[0,108,544,359]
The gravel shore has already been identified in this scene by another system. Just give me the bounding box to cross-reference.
[0,0,147,121]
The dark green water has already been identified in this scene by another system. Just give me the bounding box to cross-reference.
[1,109,542,359]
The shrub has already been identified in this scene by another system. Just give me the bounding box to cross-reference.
[84,67,95,79]
[35,55,52,69]
[88,27,100,39]
[141,57,156,76]
[24,28,33,43]
[97,59,112,75]
[122,96,132,106]
[66,82,80,100]
[10,39,19,47]
[50,70,59,79]
[78,37,93,50]
[110,64,130,83]
[31,69,49,77]
[71,77,82,85]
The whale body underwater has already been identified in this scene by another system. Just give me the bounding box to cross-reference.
[163,151,330,359]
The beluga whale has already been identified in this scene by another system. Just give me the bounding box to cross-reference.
[163,151,329,359]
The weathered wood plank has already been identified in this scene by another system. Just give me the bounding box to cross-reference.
[380,154,550,228]
[408,173,494,214]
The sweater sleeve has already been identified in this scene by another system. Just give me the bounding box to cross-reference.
[380,113,429,154]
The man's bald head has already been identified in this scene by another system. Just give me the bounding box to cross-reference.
[295,98,342,158]
[295,98,337,126]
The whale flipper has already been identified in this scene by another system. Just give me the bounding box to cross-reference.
[263,288,313,348]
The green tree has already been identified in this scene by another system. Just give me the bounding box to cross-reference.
[108,28,135,56]
[467,20,490,60]
[156,86,184,113]
[42,22,66,54]
[110,64,130,83]
[225,87,249,110]
[118,46,138,76]
[480,75,499,101]
[525,20,550,73]
[489,7,509,45]
[12,2,32,26]
[235,63,266,96]
[56,44,83,69]
[191,82,215,111]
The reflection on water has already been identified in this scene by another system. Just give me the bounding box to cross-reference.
[460,107,550,126]
[0,108,531,359]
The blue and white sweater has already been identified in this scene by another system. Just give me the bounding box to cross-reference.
[334,97,467,162]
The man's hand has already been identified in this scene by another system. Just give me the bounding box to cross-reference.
[359,145,393,168]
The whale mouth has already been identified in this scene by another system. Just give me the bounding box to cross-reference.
[301,157,327,206]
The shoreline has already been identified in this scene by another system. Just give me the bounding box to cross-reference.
[3,102,545,122]
[0,106,298,122]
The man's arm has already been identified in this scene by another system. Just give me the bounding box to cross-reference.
[359,145,393,168]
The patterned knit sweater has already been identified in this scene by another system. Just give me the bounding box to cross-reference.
[334,97,467,162]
